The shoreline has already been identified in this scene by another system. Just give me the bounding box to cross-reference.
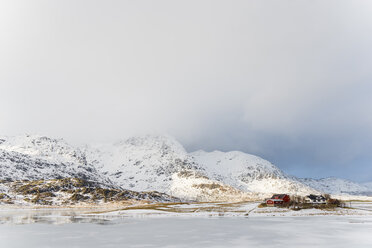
[1,201,371,220]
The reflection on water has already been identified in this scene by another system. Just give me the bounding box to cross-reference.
[1,201,371,225]
[0,209,117,225]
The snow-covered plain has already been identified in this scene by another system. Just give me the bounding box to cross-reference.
[0,201,371,247]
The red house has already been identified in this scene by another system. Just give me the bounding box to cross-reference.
[266,194,290,206]
[271,194,290,202]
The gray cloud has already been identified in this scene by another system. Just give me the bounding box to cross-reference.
[1,0,372,181]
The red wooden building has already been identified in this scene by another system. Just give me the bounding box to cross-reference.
[266,194,290,206]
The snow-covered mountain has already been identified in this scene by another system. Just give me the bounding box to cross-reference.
[84,135,204,193]
[84,135,255,201]
[83,135,318,198]
[1,134,369,201]
[0,135,113,186]
[299,177,372,196]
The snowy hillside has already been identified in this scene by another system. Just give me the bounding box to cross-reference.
[299,178,372,196]
[0,135,113,186]
[191,150,317,196]
[170,170,256,202]
[84,135,205,194]
[85,136,316,198]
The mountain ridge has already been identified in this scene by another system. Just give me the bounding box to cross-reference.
[299,177,372,196]
[0,134,370,201]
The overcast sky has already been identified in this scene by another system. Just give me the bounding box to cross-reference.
[1,0,372,182]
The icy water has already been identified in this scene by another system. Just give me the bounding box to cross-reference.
[0,211,372,248]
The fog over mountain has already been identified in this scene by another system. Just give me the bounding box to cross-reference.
[1,0,372,182]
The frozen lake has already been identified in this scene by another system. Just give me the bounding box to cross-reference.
[1,214,372,248]
[1,201,372,248]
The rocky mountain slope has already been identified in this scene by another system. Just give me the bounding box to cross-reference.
[0,178,179,206]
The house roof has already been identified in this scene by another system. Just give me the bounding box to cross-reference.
[306,194,326,200]
[271,194,288,199]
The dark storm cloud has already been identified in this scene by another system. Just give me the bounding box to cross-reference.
[0,0,371,181]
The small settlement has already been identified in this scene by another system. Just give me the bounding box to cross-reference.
[265,194,328,207]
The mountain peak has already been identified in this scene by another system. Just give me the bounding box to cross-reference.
[115,134,187,154]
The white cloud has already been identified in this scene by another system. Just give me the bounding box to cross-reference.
[1,0,372,181]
